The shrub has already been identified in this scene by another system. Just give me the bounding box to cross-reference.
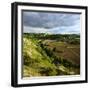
[53,47,56,52]
[39,67,57,76]
[23,52,31,66]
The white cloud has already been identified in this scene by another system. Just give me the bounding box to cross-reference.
[23,26,49,33]
[23,23,80,34]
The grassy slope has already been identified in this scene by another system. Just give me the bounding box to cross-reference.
[23,35,80,77]
[23,37,57,77]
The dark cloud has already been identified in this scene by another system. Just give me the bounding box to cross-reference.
[23,11,80,29]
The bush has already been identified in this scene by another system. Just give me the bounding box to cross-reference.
[39,67,57,76]
[23,52,31,66]
[53,47,56,52]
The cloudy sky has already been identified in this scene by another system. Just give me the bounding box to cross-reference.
[23,11,81,34]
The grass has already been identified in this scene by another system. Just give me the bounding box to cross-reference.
[23,33,80,77]
[23,36,57,77]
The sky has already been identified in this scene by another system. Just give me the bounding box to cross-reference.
[23,11,81,34]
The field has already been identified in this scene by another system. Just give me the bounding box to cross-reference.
[23,33,80,77]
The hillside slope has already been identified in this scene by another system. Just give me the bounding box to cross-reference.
[23,36,57,77]
[23,34,80,77]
